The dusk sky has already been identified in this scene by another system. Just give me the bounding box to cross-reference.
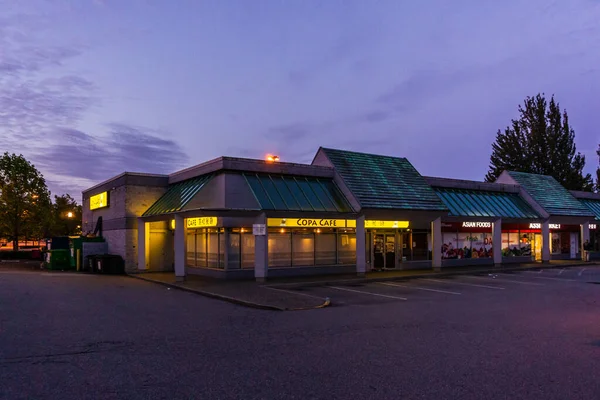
[1,0,599,199]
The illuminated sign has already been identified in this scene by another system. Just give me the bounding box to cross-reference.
[170,219,175,230]
[590,224,597,230]
[462,221,491,228]
[186,217,218,228]
[266,218,410,229]
[363,220,410,229]
[89,192,109,210]
[529,223,561,230]
[268,218,349,228]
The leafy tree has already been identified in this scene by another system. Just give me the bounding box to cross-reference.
[486,94,593,191]
[0,153,52,250]
[596,144,600,192]
[50,194,82,237]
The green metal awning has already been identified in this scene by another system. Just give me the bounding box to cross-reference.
[434,188,540,219]
[142,174,212,217]
[243,173,352,213]
[319,148,448,211]
[507,171,593,217]
[580,199,600,221]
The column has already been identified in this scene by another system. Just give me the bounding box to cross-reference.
[356,215,366,276]
[541,220,550,263]
[174,214,185,281]
[431,217,442,271]
[492,218,502,267]
[254,213,268,282]
[137,218,148,270]
[581,222,590,261]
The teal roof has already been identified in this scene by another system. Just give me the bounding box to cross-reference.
[434,188,540,219]
[320,148,448,211]
[506,171,593,217]
[142,175,212,217]
[243,173,352,213]
[580,199,600,221]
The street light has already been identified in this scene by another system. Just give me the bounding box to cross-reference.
[67,211,74,218]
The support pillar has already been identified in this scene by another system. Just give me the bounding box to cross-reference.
[137,218,149,270]
[492,218,502,267]
[581,222,590,261]
[174,214,185,281]
[356,215,366,276]
[431,217,442,272]
[254,213,268,282]
[541,220,550,263]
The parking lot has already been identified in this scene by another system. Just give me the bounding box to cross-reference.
[276,266,600,307]
[3,265,600,399]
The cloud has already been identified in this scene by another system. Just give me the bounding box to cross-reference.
[265,122,311,143]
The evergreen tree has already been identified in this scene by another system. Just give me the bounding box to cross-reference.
[485,94,593,191]
[596,144,600,192]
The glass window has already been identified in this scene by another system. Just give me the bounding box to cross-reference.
[520,233,533,257]
[470,233,491,258]
[257,175,288,209]
[196,230,207,267]
[412,231,429,260]
[271,176,300,210]
[207,231,220,268]
[293,231,314,266]
[186,230,196,266]
[319,180,349,212]
[315,231,336,265]
[457,232,471,259]
[295,178,325,211]
[241,233,255,269]
[308,181,338,212]
[245,174,274,209]
[442,232,458,259]
[268,231,292,267]
[283,177,313,211]
[560,232,570,255]
[337,232,356,264]
[503,232,520,256]
[551,233,561,255]
[228,232,241,269]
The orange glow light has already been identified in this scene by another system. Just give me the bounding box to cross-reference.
[266,154,280,162]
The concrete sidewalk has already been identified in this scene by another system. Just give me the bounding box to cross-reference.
[130,260,595,311]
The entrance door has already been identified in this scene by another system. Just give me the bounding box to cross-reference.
[385,235,396,268]
[373,234,385,269]
[534,234,542,261]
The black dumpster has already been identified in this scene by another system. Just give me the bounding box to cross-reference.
[84,255,97,272]
[95,255,125,274]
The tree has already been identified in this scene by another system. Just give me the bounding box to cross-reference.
[485,94,594,191]
[50,194,82,237]
[0,153,52,250]
[596,144,600,192]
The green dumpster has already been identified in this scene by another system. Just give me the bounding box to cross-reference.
[47,249,71,270]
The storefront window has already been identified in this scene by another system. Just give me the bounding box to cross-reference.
[315,230,336,265]
[241,233,255,269]
[268,231,292,267]
[337,232,356,264]
[551,233,561,255]
[412,231,429,260]
[186,230,196,266]
[442,233,458,259]
[520,233,533,257]
[196,230,207,267]
[292,231,314,266]
[228,232,240,269]
[442,231,492,259]
[207,230,220,268]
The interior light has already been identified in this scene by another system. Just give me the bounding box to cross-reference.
[316,229,321,233]
[266,154,280,162]
[240,228,245,233]
[280,228,285,233]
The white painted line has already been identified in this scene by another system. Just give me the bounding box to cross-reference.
[422,278,505,290]
[502,274,577,283]
[329,286,408,301]
[463,275,545,286]
[523,270,544,274]
[579,268,587,276]
[558,269,565,275]
[378,282,461,295]
[263,286,325,300]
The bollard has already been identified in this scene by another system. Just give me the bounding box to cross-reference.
[76,249,81,271]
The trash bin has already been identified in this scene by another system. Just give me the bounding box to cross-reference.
[97,255,125,274]
[84,255,97,272]
[47,249,71,270]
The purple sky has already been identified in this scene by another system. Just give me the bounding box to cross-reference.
[1,0,599,199]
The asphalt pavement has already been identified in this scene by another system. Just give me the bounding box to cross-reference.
[2,266,600,399]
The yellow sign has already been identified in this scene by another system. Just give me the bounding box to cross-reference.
[170,219,176,230]
[186,216,218,228]
[364,220,409,229]
[89,192,108,210]
[267,218,410,229]
[268,218,349,228]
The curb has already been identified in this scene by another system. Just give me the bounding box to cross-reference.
[266,262,594,289]
[127,274,330,311]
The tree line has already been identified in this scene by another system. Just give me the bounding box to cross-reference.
[0,153,82,251]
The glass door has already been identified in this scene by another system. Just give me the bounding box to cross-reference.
[534,234,542,261]
[385,234,396,268]
[373,234,385,270]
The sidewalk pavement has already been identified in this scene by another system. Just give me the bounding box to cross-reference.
[129,260,595,311]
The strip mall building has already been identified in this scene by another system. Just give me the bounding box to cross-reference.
[82,148,600,281]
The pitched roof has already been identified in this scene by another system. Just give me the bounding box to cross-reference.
[579,198,600,221]
[506,171,593,217]
[319,148,448,211]
[143,174,213,216]
[433,187,540,219]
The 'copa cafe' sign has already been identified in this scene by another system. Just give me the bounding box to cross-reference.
[529,223,561,230]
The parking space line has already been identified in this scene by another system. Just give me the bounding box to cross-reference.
[378,282,461,295]
[463,275,545,286]
[421,278,505,290]
[329,286,408,301]
[263,286,327,300]
[500,273,577,282]
[579,268,587,276]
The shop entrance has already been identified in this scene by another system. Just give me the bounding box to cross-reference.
[373,233,396,269]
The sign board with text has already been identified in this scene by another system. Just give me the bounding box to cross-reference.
[186,217,218,229]
[89,191,109,210]
[253,224,266,236]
